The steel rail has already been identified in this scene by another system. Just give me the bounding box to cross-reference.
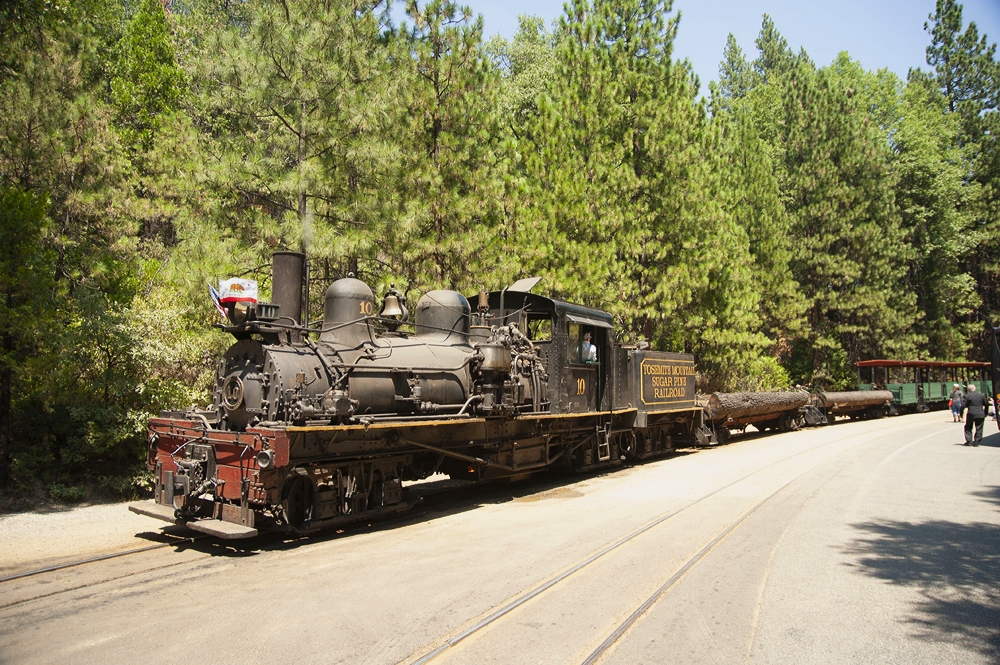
[580,479,796,665]
[0,556,213,611]
[0,536,203,584]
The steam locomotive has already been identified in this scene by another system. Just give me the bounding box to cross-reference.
[130,253,705,538]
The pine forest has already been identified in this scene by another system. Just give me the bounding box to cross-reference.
[1,0,998,502]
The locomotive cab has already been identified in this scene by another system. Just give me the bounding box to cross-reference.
[472,289,614,414]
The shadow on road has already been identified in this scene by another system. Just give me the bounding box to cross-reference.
[843,485,1000,663]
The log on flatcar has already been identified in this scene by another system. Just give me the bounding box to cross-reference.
[700,391,811,443]
[810,390,894,423]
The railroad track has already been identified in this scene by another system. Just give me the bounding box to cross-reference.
[0,471,610,611]
[398,419,950,665]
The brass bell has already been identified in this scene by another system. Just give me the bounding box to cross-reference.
[381,294,403,318]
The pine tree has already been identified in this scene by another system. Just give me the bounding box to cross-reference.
[753,14,795,85]
[781,61,919,387]
[713,34,757,113]
[518,0,769,389]
[922,0,1000,342]
[187,0,400,291]
[387,0,505,294]
[716,105,805,351]
[898,74,980,357]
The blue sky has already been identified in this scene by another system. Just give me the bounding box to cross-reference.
[402,0,1000,95]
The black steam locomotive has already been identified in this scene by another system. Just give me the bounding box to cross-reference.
[130,253,705,538]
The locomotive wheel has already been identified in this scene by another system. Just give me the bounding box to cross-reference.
[283,476,315,528]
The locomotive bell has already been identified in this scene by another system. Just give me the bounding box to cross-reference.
[379,285,408,322]
[382,294,403,318]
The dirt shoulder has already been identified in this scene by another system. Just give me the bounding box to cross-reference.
[0,501,172,576]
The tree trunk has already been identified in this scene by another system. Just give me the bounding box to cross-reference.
[0,293,10,488]
[812,391,894,410]
[707,391,810,421]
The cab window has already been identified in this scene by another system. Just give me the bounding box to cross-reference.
[526,315,552,341]
[568,323,596,364]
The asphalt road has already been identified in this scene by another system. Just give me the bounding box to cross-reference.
[1,411,997,664]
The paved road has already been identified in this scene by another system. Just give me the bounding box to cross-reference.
[0,412,997,664]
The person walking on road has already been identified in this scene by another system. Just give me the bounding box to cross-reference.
[963,384,989,446]
[949,383,964,422]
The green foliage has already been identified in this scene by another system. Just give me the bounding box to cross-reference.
[187,0,400,257]
[753,14,796,85]
[110,0,186,157]
[47,484,86,503]
[388,0,506,294]
[712,34,756,113]
[1,0,999,502]
[781,60,919,381]
[485,15,557,134]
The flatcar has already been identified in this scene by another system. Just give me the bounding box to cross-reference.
[129,253,707,539]
[857,359,993,413]
[698,388,895,443]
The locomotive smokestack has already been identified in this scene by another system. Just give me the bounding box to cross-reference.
[272,252,306,329]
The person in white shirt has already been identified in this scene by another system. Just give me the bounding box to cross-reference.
[583,332,597,363]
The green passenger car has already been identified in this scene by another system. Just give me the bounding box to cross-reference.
[857,360,993,413]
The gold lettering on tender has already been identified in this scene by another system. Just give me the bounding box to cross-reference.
[641,360,696,403]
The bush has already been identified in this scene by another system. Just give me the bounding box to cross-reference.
[47,483,86,503]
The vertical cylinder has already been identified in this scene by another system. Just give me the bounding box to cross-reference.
[272,252,305,327]
[321,277,374,347]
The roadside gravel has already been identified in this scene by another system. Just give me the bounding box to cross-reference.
[0,501,169,576]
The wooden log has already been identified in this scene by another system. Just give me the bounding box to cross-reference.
[812,390,894,412]
[707,392,811,421]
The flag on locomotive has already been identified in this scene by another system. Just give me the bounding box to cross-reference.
[218,278,258,304]
[210,278,258,323]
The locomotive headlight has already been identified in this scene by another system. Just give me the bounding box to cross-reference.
[256,449,275,470]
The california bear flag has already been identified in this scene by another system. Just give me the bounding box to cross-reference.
[219,278,258,304]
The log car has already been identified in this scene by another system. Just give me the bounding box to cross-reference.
[701,391,811,443]
[809,390,895,423]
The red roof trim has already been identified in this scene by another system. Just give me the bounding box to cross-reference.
[856,359,989,368]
